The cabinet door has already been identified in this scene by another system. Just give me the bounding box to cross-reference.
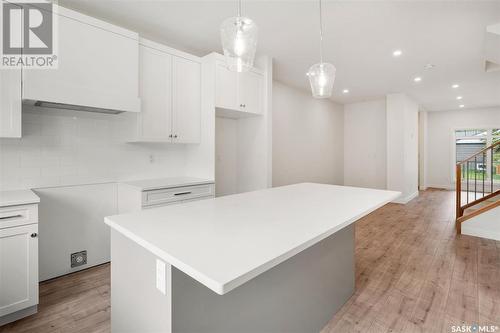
[139,45,172,141]
[237,70,263,115]
[0,69,22,138]
[172,56,201,144]
[0,224,38,317]
[215,62,238,110]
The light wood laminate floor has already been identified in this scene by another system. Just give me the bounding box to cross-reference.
[2,189,499,333]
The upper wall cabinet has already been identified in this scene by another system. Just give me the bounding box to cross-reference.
[136,45,173,141]
[237,70,263,115]
[131,39,201,144]
[172,56,201,144]
[22,6,141,113]
[215,62,238,110]
[215,60,263,116]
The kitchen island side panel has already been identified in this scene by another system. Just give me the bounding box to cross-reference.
[172,224,354,333]
[110,230,172,333]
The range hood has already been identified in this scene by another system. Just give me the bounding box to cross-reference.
[33,101,125,115]
[21,89,141,115]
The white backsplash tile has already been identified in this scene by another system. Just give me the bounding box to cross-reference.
[0,106,188,190]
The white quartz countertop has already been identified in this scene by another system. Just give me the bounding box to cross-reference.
[0,189,40,207]
[119,177,214,191]
[105,183,400,295]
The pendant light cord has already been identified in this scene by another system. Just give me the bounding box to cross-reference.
[238,0,242,17]
[319,0,323,64]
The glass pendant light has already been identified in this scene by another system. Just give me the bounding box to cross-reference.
[220,0,258,72]
[307,0,336,98]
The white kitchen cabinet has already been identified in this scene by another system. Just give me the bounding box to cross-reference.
[215,62,238,110]
[0,196,39,325]
[215,60,263,116]
[0,224,38,318]
[117,177,215,214]
[132,40,201,144]
[237,70,263,115]
[0,69,22,138]
[22,5,140,113]
[137,45,173,141]
[172,56,201,144]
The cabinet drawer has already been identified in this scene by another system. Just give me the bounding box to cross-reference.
[0,204,38,229]
[142,184,214,207]
[143,195,215,210]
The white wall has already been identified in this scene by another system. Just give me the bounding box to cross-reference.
[427,107,500,189]
[344,99,386,189]
[386,94,419,203]
[272,81,344,187]
[215,117,238,196]
[35,183,115,281]
[418,111,428,190]
[343,95,419,203]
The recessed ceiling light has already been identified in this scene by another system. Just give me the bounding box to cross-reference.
[393,50,402,57]
[452,84,459,88]
[342,89,349,94]
[424,63,436,70]
[456,96,463,100]
[459,104,465,108]
[414,77,422,82]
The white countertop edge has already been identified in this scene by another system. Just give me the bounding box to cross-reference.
[105,190,400,295]
[105,217,226,295]
[0,190,40,207]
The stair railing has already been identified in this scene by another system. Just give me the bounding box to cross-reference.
[456,140,500,233]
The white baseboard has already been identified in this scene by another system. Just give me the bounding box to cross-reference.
[462,226,500,242]
[392,191,419,204]
[426,184,454,190]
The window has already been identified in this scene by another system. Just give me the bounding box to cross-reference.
[455,128,500,181]
[493,129,500,181]
[493,128,500,143]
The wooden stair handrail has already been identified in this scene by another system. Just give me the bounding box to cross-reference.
[457,199,500,224]
[461,189,500,210]
[455,139,499,234]
[457,140,500,165]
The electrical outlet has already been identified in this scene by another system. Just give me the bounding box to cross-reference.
[156,259,166,295]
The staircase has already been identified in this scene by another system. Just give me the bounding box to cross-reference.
[456,140,500,234]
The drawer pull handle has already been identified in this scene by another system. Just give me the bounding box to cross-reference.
[0,214,23,220]
[31,233,38,238]
[174,191,192,196]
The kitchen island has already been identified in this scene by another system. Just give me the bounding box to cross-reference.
[105,183,400,333]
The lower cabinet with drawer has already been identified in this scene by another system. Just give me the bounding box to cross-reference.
[117,179,215,214]
[0,203,39,326]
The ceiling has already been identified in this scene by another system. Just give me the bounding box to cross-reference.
[59,0,500,112]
